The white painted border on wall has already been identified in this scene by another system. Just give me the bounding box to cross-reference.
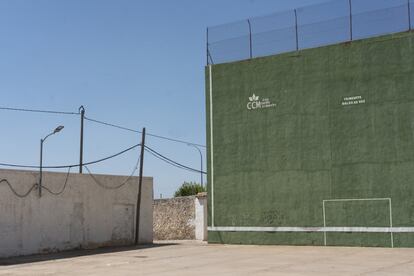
[208,226,414,233]
[209,65,215,227]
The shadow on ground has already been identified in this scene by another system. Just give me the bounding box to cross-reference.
[0,242,178,266]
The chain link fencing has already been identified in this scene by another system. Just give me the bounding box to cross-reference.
[207,0,414,65]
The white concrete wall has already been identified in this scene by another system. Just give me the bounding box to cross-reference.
[0,169,153,258]
[195,194,208,241]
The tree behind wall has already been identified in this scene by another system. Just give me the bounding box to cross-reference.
[174,182,206,197]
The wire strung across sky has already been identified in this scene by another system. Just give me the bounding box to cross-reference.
[0,144,140,169]
[0,106,80,115]
[0,143,205,174]
[145,145,207,175]
[0,105,206,148]
[0,143,206,198]
[0,156,141,198]
[0,105,207,197]
[84,116,206,148]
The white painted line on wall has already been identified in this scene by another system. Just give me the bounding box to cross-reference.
[208,226,414,233]
[389,198,394,248]
[209,65,215,227]
[322,198,394,247]
[323,198,392,202]
[322,200,327,246]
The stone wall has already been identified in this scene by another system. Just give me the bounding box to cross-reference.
[153,196,195,240]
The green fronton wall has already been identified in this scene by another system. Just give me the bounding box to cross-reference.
[205,31,414,247]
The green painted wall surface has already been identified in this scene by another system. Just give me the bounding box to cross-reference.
[205,31,414,247]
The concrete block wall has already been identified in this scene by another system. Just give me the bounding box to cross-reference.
[0,169,153,258]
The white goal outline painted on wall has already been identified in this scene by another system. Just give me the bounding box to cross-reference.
[322,198,394,248]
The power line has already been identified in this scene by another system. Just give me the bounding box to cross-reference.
[0,106,205,148]
[84,154,140,190]
[81,144,139,167]
[145,145,207,174]
[0,163,39,169]
[84,116,141,134]
[42,167,72,195]
[0,179,37,198]
[0,106,79,115]
[2,152,140,197]
[146,132,206,148]
[0,144,140,169]
[0,144,206,196]
[85,116,206,148]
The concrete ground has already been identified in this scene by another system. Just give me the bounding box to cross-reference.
[0,241,413,276]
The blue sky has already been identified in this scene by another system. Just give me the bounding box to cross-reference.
[0,0,409,198]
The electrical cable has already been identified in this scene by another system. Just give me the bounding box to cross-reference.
[0,106,79,115]
[0,179,37,198]
[42,166,72,195]
[0,144,140,169]
[0,106,205,148]
[84,116,141,134]
[145,148,196,173]
[76,144,139,168]
[1,150,139,196]
[144,145,207,174]
[0,163,40,169]
[83,155,140,190]
[0,144,204,196]
[146,133,206,149]
[84,116,206,148]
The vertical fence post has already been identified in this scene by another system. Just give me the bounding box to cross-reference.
[294,9,299,51]
[135,127,146,245]
[247,19,253,59]
[409,0,412,31]
[79,106,85,174]
[206,28,209,65]
[349,0,353,41]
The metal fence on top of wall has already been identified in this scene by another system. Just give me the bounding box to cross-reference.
[207,0,414,65]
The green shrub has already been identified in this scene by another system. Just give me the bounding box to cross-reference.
[174,182,206,197]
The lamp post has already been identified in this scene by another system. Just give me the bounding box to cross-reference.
[187,144,203,187]
[39,125,64,197]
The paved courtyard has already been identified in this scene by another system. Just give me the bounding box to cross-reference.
[1,241,413,275]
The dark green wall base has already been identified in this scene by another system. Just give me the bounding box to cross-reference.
[208,231,324,246]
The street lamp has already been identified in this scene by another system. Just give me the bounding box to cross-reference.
[39,125,64,197]
[187,144,203,188]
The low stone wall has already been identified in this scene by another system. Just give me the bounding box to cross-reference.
[153,196,195,240]
[153,194,208,241]
[0,169,153,258]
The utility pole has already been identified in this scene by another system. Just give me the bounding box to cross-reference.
[135,127,146,245]
[79,106,85,174]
